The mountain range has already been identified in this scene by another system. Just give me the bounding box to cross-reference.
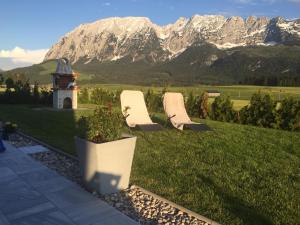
[5,15,300,86]
[45,15,300,63]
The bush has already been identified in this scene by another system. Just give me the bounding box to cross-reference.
[5,78,14,89]
[210,95,237,122]
[77,106,123,143]
[39,89,53,105]
[78,88,90,104]
[0,74,4,85]
[145,89,163,113]
[0,79,52,105]
[90,88,120,106]
[274,97,300,131]
[4,122,18,134]
[185,92,200,117]
[240,93,276,128]
[199,92,209,119]
[33,82,40,104]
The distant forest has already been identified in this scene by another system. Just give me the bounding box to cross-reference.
[242,75,300,86]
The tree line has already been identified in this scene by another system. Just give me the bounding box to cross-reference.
[241,75,300,87]
[0,77,53,105]
[78,87,300,132]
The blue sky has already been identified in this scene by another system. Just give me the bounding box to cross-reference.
[0,0,299,70]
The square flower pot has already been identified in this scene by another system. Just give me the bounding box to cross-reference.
[74,135,136,195]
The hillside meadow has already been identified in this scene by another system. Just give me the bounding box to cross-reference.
[0,103,299,225]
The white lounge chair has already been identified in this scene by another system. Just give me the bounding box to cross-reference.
[163,92,210,131]
[120,90,162,131]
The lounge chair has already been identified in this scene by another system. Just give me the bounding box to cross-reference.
[163,92,210,131]
[120,90,162,131]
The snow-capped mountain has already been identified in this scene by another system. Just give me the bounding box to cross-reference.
[44,15,300,64]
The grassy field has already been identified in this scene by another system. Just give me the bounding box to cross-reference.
[0,104,299,225]
[81,84,300,101]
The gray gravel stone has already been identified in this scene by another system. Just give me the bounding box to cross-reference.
[8,133,37,148]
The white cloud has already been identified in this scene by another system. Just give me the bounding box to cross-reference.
[102,2,111,6]
[0,46,48,70]
[0,46,48,64]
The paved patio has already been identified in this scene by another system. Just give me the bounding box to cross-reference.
[0,141,139,225]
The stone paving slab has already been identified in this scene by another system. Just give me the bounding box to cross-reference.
[0,167,17,179]
[61,200,115,225]
[17,145,49,155]
[9,208,77,225]
[20,168,61,187]
[0,211,10,225]
[0,177,49,216]
[0,142,140,225]
[0,155,45,175]
[45,186,97,209]
[32,176,77,194]
[6,202,55,221]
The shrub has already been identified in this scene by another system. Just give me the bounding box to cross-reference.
[186,92,200,117]
[210,95,237,122]
[77,106,123,143]
[5,78,14,89]
[199,92,209,119]
[274,97,300,131]
[114,89,122,105]
[0,74,4,85]
[78,88,90,104]
[39,89,53,105]
[4,122,18,134]
[0,79,53,105]
[240,93,276,128]
[33,82,40,104]
[90,88,118,106]
[145,89,163,113]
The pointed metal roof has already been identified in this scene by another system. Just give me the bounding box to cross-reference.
[55,58,73,75]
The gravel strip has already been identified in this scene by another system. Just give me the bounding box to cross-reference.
[8,133,210,225]
[7,133,38,148]
[30,151,82,185]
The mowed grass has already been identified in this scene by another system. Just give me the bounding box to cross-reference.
[0,104,299,225]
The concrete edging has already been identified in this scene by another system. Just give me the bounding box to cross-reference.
[132,185,221,225]
[17,130,221,225]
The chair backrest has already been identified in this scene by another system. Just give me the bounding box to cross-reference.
[120,90,153,127]
[163,92,192,124]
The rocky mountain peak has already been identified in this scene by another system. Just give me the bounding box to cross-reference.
[44,15,300,64]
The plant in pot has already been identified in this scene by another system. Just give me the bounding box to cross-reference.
[75,105,137,195]
[2,122,18,140]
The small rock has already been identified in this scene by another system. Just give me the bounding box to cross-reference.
[115,202,123,208]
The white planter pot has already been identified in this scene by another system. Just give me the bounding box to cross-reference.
[74,135,137,195]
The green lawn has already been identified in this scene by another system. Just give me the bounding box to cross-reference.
[0,104,299,225]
